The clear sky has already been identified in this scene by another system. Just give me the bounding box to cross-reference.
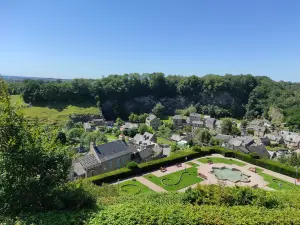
[1,0,300,81]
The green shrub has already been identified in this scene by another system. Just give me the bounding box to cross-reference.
[250,152,260,159]
[126,161,138,169]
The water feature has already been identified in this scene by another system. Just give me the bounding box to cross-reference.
[211,166,250,183]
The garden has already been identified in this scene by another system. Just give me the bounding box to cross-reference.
[144,166,203,191]
[197,157,246,166]
[117,179,154,195]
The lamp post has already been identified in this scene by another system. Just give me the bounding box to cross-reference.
[185,157,188,172]
[295,166,299,186]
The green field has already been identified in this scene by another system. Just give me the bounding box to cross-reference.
[105,134,118,142]
[197,157,246,166]
[118,179,154,195]
[256,168,300,191]
[157,137,175,145]
[10,95,99,123]
[144,167,203,191]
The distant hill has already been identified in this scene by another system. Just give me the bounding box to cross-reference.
[1,75,69,81]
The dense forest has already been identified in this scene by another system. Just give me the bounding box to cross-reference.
[6,73,300,130]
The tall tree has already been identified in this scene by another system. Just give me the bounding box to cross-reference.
[0,79,72,214]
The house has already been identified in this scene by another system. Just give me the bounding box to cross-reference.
[284,134,300,149]
[215,120,222,132]
[105,120,114,127]
[278,131,298,139]
[133,132,157,144]
[265,134,284,145]
[172,115,186,127]
[228,136,254,148]
[153,144,171,158]
[247,120,264,129]
[121,122,138,131]
[187,113,201,124]
[83,122,93,132]
[170,134,183,142]
[258,137,270,146]
[263,119,272,127]
[92,119,105,126]
[215,134,233,143]
[72,140,136,179]
[205,118,216,130]
[145,114,161,130]
[247,144,270,158]
[191,121,205,133]
[253,126,266,138]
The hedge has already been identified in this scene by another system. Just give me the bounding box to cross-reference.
[88,148,211,185]
[88,146,298,185]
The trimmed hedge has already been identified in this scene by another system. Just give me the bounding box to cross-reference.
[88,149,211,185]
[88,146,298,185]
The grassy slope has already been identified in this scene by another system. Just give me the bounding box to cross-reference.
[157,137,175,145]
[256,168,300,191]
[144,167,203,191]
[197,157,246,167]
[105,134,118,142]
[10,95,99,123]
[118,180,155,196]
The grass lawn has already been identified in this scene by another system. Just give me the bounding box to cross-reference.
[186,162,199,167]
[161,116,173,124]
[197,157,246,167]
[118,179,155,195]
[106,134,118,142]
[144,167,203,191]
[157,137,175,145]
[256,168,300,191]
[9,95,99,124]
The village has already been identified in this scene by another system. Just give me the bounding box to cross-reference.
[72,112,300,179]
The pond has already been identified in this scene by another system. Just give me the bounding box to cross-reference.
[211,166,250,183]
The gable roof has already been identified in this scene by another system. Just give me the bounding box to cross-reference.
[189,113,201,118]
[173,115,183,120]
[77,154,100,170]
[215,134,233,142]
[138,147,154,160]
[146,114,157,121]
[170,134,182,142]
[92,140,134,162]
[205,118,216,125]
[248,144,270,158]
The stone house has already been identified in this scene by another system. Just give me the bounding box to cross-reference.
[284,134,300,149]
[72,140,135,179]
[145,114,161,130]
[172,115,186,127]
[83,122,94,132]
[187,113,201,124]
[265,134,284,145]
[191,121,205,133]
[204,118,216,130]
[120,122,138,130]
[253,126,266,138]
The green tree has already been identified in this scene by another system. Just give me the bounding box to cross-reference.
[152,102,165,118]
[221,118,233,135]
[67,128,85,143]
[116,117,124,126]
[138,124,153,134]
[241,120,248,128]
[0,80,72,214]
[81,131,108,148]
[193,129,212,145]
[157,125,171,138]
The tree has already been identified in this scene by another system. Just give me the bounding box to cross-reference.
[116,117,124,126]
[56,131,67,145]
[67,128,84,143]
[193,129,212,145]
[241,120,248,128]
[221,118,233,135]
[81,131,108,148]
[138,124,153,134]
[0,79,72,214]
[171,143,180,152]
[152,102,165,118]
[157,125,171,138]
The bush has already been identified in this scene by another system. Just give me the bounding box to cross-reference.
[126,161,138,169]
[250,152,260,159]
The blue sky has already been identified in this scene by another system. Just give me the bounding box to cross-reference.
[1,0,300,81]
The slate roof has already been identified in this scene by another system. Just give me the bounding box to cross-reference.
[170,134,182,142]
[228,136,254,147]
[265,134,283,142]
[215,134,233,142]
[173,115,183,120]
[205,118,216,126]
[285,135,300,143]
[146,114,157,121]
[162,146,171,157]
[123,122,138,129]
[190,113,201,118]
[138,147,154,160]
[92,140,134,163]
[77,154,100,170]
[133,132,155,144]
[192,121,204,126]
[73,162,86,176]
[247,144,270,158]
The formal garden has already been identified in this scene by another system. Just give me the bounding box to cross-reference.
[144,166,203,191]
[117,179,154,195]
